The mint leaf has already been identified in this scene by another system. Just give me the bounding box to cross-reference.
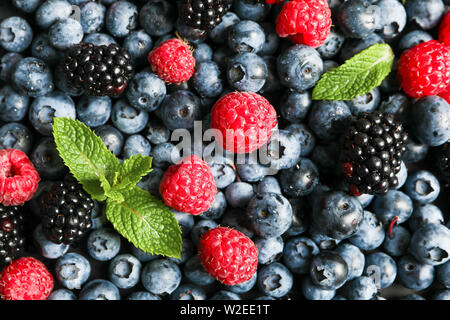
[115,154,153,191]
[105,186,182,258]
[53,118,120,201]
[312,43,395,101]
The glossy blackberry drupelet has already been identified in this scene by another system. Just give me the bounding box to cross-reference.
[179,0,232,31]
[62,43,133,97]
[41,180,95,245]
[0,205,25,265]
[340,111,408,196]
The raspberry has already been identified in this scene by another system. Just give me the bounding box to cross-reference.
[439,86,450,104]
[265,0,284,4]
[0,257,53,300]
[439,12,450,47]
[0,149,39,206]
[198,227,258,286]
[159,155,217,215]
[275,0,332,48]
[210,92,277,154]
[148,38,195,84]
[397,40,450,98]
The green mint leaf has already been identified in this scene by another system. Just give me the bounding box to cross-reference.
[105,186,182,258]
[100,175,125,203]
[114,154,153,191]
[312,43,395,101]
[52,118,120,201]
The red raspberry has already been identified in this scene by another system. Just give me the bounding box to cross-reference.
[0,257,53,300]
[148,38,195,84]
[439,86,450,104]
[439,12,450,47]
[397,40,450,98]
[210,92,277,154]
[275,0,332,48]
[198,227,258,286]
[265,0,284,4]
[159,155,217,215]
[0,149,39,206]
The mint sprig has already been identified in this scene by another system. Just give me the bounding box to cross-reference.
[312,43,395,101]
[53,118,182,258]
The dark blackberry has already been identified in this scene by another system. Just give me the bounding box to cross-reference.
[62,43,133,97]
[0,205,25,265]
[339,112,408,196]
[434,140,450,179]
[41,181,95,245]
[179,0,232,31]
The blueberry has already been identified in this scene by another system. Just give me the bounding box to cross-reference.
[29,91,76,136]
[0,16,33,53]
[48,18,84,50]
[233,0,271,21]
[108,253,142,289]
[363,252,397,289]
[105,1,138,38]
[175,19,207,45]
[285,123,316,157]
[227,20,265,54]
[262,129,301,170]
[282,236,319,274]
[190,218,218,246]
[409,204,444,232]
[111,99,149,134]
[337,0,381,38]
[259,22,279,56]
[76,95,112,128]
[12,0,44,13]
[90,200,107,230]
[279,158,320,197]
[347,88,381,115]
[209,12,240,44]
[345,276,377,300]
[0,85,29,122]
[122,134,151,159]
[301,276,336,300]
[285,198,309,236]
[0,122,33,154]
[235,157,274,183]
[334,243,365,280]
[432,290,450,300]
[53,63,84,97]
[94,125,124,156]
[349,210,385,251]
[410,223,450,266]
[137,167,164,196]
[201,191,227,220]
[31,137,67,180]
[225,182,254,208]
[323,60,339,73]
[317,29,345,59]
[256,236,284,265]
[398,30,433,52]
[375,0,407,39]
[277,44,323,91]
[168,237,195,265]
[33,224,70,259]
[207,157,236,189]
[143,117,170,144]
[280,90,312,123]
[308,100,351,141]
[405,0,445,30]
[11,57,54,98]
[402,137,429,163]
[183,255,216,286]
[259,56,283,95]
[80,1,106,34]
[311,191,364,240]
[48,289,77,300]
[83,32,117,46]
[172,210,194,237]
[339,33,385,62]
[397,255,434,290]
[87,228,121,261]
[31,34,62,66]
[55,252,91,289]
[35,0,73,29]
[220,209,254,239]
[383,225,411,257]
[309,251,348,290]
[127,291,161,300]
[210,290,241,300]
[247,193,293,238]
[171,284,207,300]
[139,0,175,37]
[410,90,450,147]
[257,262,293,298]
[400,294,426,300]
[0,53,22,82]
[79,279,120,300]
[371,190,413,225]
[192,61,224,97]
[141,259,181,295]
[130,244,159,262]
[256,176,282,195]
[123,30,153,67]
[378,92,410,122]
[395,161,408,189]
[404,170,440,204]
[157,90,202,130]
[436,261,450,289]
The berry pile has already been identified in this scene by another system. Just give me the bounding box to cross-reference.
[0,0,449,302]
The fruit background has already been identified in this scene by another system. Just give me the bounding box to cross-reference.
[0,0,449,301]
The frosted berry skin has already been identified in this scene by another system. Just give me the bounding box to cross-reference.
[0,149,40,206]
[198,227,258,286]
[0,257,53,300]
[439,12,450,47]
[210,92,277,154]
[159,155,217,215]
[148,38,195,84]
[275,0,332,48]
[397,40,450,98]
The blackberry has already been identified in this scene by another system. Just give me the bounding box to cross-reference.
[62,43,133,97]
[339,111,408,196]
[179,0,232,31]
[0,205,25,265]
[41,181,95,245]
